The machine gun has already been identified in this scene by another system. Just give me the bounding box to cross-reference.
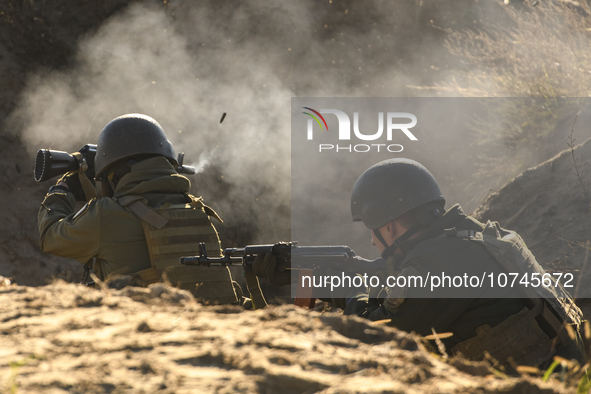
[180,242,386,308]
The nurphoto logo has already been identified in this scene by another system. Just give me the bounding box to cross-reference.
[302,107,418,153]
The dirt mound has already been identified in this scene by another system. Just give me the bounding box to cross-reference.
[0,280,568,393]
[474,137,591,299]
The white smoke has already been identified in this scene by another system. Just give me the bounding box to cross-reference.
[10,0,550,251]
[189,149,216,175]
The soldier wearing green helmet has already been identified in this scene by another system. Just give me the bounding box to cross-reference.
[344,158,584,368]
[38,114,238,304]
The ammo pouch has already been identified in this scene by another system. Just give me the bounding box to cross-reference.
[449,221,584,366]
[451,301,555,367]
[117,194,237,304]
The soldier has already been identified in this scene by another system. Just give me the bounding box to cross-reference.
[256,158,585,368]
[38,114,238,304]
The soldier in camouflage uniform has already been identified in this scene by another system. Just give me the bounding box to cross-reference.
[345,158,585,368]
[38,114,237,304]
[257,158,585,368]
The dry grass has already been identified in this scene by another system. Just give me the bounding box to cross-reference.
[445,1,591,98]
[428,2,591,194]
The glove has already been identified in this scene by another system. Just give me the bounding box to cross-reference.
[324,268,351,309]
[252,252,291,286]
[330,271,369,310]
[57,171,95,201]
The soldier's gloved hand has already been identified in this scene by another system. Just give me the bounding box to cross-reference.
[329,270,360,310]
[252,252,291,286]
[56,172,88,201]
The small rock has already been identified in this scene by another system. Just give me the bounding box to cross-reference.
[137,322,152,333]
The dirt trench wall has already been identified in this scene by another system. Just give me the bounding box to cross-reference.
[474,137,591,298]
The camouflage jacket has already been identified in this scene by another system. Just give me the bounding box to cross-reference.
[344,205,526,349]
[38,156,204,281]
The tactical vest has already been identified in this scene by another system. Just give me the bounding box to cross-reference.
[448,221,584,367]
[116,194,238,304]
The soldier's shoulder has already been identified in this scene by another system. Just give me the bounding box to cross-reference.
[405,231,493,270]
[89,196,135,213]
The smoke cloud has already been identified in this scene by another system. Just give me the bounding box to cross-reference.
[10,0,583,256]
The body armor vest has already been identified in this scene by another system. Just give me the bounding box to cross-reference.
[449,221,583,367]
[117,194,237,304]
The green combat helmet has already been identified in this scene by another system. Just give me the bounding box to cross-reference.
[350,158,446,230]
[94,114,177,181]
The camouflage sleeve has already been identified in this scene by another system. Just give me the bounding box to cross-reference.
[344,265,472,336]
[38,191,101,265]
[343,291,389,320]
[344,293,470,336]
[342,271,392,320]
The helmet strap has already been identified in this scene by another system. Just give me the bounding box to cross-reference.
[101,178,114,198]
[379,224,422,259]
[372,228,389,250]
